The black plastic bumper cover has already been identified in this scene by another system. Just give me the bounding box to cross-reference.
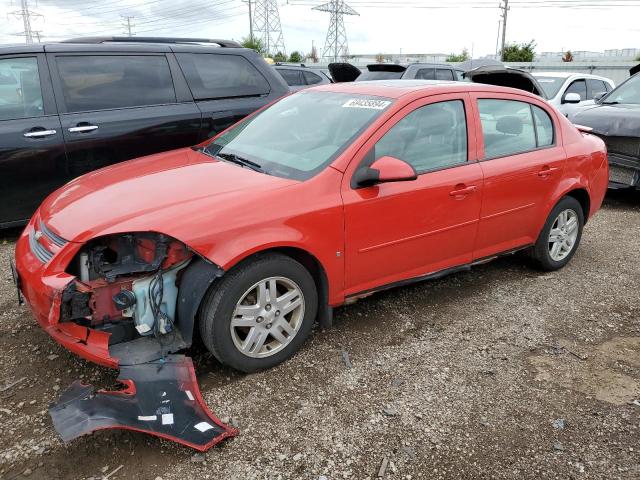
[49,355,238,451]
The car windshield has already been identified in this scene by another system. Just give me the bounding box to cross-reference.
[205,91,393,180]
[601,74,640,104]
[534,76,567,98]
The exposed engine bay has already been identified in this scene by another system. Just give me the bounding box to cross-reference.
[61,233,194,360]
[48,232,236,450]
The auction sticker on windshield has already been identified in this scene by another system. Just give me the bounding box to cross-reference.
[342,98,391,110]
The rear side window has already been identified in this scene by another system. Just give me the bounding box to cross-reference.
[565,79,587,100]
[588,79,608,99]
[177,53,270,100]
[479,100,555,158]
[56,55,176,112]
[435,69,454,81]
[415,68,435,80]
[374,100,467,173]
[0,57,43,121]
[277,68,305,86]
[303,71,323,85]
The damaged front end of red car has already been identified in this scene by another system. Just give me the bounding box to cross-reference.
[14,214,237,450]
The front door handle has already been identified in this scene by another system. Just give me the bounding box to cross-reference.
[537,166,559,177]
[24,129,57,138]
[69,125,98,133]
[449,185,477,197]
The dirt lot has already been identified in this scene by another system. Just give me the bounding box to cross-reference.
[1,191,639,480]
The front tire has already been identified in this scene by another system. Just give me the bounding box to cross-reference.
[199,253,318,373]
[531,196,584,271]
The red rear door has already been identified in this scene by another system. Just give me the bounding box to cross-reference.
[470,93,566,260]
[341,93,483,297]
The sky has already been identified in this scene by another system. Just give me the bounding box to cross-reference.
[1,0,639,58]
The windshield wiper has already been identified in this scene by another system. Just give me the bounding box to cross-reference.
[601,101,620,105]
[216,152,264,172]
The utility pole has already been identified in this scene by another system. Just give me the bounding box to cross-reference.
[121,15,135,36]
[10,0,42,44]
[499,0,509,61]
[248,0,253,41]
[313,0,359,62]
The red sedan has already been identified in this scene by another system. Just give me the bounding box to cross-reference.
[14,81,608,373]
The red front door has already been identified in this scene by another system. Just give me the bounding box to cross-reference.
[341,93,483,297]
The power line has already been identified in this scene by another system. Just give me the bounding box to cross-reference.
[9,0,42,44]
[313,0,359,62]
[121,15,135,36]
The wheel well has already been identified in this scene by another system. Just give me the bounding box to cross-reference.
[267,247,329,305]
[565,188,591,222]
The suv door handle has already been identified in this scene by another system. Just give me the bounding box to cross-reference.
[69,125,98,133]
[537,166,559,177]
[24,129,57,138]
[449,185,477,197]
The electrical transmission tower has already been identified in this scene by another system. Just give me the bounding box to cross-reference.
[9,0,42,44]
[313,1,359,62]
[121,15,136,36]
[252,0,286,56]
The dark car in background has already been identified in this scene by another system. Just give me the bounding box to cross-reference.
[273,64,332,91]
[570,68,640,189]
[0,37,289,227]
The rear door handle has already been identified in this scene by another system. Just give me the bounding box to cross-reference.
[24,129,57,138]
[537,166,559,177]
[449,185,477,197]
[69,125,98,133]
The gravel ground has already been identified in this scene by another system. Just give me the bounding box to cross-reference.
[0,191,638,480]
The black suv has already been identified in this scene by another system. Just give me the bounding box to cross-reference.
[0,37,289,227]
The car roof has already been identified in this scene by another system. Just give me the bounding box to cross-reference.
[308,79,540,100]
[532,71,609,81]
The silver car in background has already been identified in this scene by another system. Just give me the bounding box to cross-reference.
[533,72,615,116]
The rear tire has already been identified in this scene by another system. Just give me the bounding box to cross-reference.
[531,196,584,271]
[199,253,317,373]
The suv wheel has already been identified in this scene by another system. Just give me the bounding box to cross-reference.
[531,196,584,271]
[199,253,317,373]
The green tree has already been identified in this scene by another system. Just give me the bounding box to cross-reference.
[273,51,287,63]
[288,51,303,63]
[502,40,536,62]
[635,53,640,62]
[446,48,469,63]
[240,36,266,55]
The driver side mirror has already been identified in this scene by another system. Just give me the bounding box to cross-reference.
[562,92,582,104]
[353,155,418,187]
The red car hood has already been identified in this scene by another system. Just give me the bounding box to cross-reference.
[40,148,297,242]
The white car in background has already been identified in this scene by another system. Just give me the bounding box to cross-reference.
[533,72,615,116]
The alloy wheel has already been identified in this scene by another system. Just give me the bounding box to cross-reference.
[230,276,305,358]
[548,209,579,261]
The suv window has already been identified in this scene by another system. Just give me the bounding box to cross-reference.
[565,79,587,100]
[56,55,176,112]
[415,68,435,80]
[0,57,43,121]
[303,70,323,85]
[177,53,270,100]
[435,69,454,81]
[588,79,608,99]
[373,100,467,173]
[479,99,554,158]
[277,68,305,86]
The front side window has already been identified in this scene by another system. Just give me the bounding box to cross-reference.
[0,57,43,121]
[415,68,435,80]
[373,100,467,173]
[56,55,176,112]
[435,69,454,81]
[177,53,270,100]
[205,92,392,180]
[565,79,587,101]
[478,99,554,158]
[277,68,305,86]
[588,79,608,99]
[303,71,323,85]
